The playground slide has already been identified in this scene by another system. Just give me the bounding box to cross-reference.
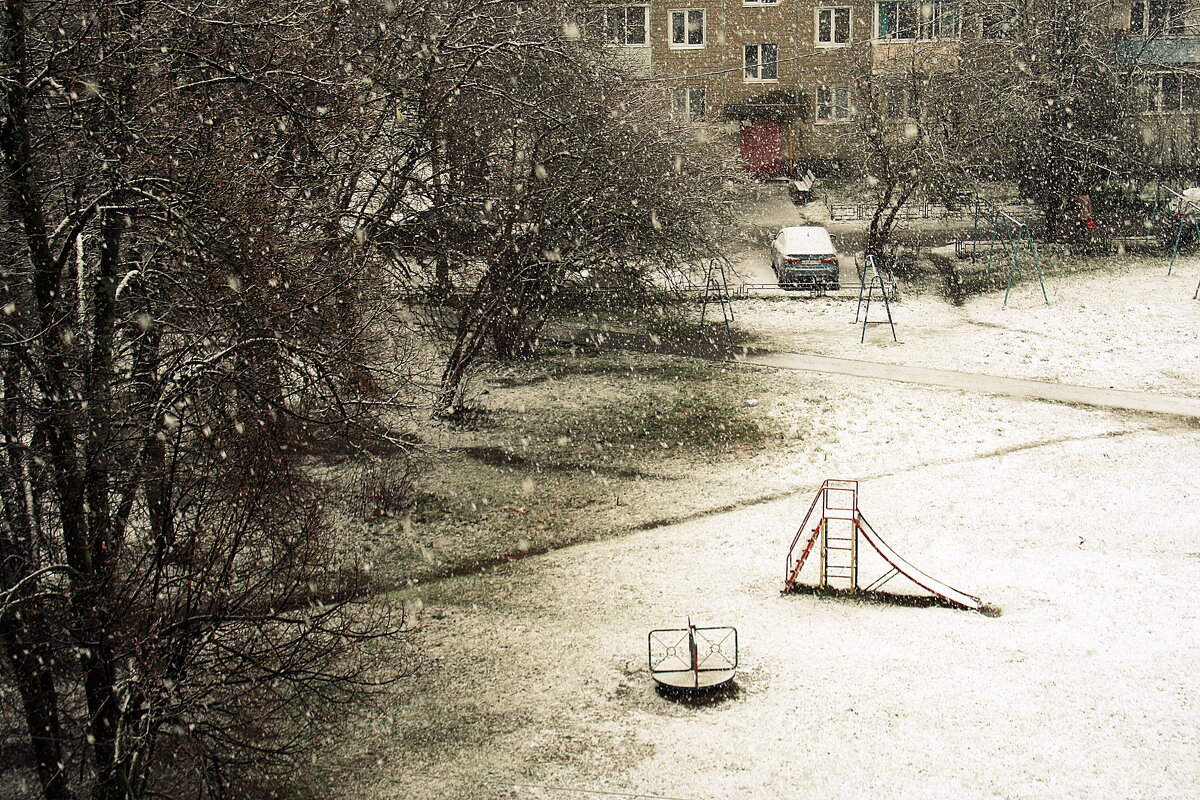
[857,518,981,611]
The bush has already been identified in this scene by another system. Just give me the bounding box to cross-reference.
[345,459,419,519]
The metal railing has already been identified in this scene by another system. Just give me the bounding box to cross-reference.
[823,194,1040,223]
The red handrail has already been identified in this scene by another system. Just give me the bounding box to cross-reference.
[784,480,850,589]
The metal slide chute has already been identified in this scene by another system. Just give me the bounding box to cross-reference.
[856,514,981,611]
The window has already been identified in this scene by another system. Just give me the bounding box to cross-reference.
[1130,0,1187,35]
[816,7,854,46]
[1187,74,1200,110]
[671,87,707,121]
[744,0,778,5]
[1144,72,1200,112]
[602,6,648,45]
[670,9,705,48]
[875,1,960,41]
[817,7,852,46]
[816,86,852,121]
[744,44,779,81]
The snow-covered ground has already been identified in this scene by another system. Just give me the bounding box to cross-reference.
[319,208,1200,800]
[729,188,1200,399]
[328,424,1200,800]
[330,426,1200,800]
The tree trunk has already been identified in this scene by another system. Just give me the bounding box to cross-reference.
[0,618,74,800]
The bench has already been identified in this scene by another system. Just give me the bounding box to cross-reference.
[789,169,817,204]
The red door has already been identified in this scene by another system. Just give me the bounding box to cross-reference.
[739,119,781,175]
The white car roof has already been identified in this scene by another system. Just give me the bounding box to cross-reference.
[776,226,835,253]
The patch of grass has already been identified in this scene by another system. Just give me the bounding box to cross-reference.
[485,350,776,465]
[342,453,632,588]
[494,347,721,384]
[343,348,822,589]
[543,387,769,459]
[408,487,484,525]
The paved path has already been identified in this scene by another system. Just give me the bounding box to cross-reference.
[552,327,1200,419]
[735,350,1200,418]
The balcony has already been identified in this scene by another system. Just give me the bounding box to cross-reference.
[1117,34,1200,65]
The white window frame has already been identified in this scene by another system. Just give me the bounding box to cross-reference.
[602,5,650,46]
[744,43,779,82]
[816,7,852,47]
[669,9,706,49]
[1142,71,1198,113]
[743,0,779,6]
[671,86,707,122]
[874,0,960,42]
[816,85,852,122]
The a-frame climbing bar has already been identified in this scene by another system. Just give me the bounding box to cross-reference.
[969,198,1048,307]
[698,258,734,344]
[782,479,981,611]
[1150,186,1200,275]
[855,254,897,342]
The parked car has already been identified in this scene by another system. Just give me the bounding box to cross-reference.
[770,225,840,291]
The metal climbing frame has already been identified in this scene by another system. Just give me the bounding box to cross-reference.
[969,198,1048,307]
[1148,185,1200,275]
[698,258,734,343]
[782,479,981,611]
[784,479,859,592]
[855,254,897,342]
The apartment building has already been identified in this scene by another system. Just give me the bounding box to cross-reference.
[600,0,1200,174]
[1118,1,1200,166]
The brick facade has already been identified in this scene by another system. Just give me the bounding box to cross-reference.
[647,0,877,171]
[602,0,1200,173]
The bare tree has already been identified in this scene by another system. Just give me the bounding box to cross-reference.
[957,0,1145,237]
[848,51,968,260]
[1,2,411,798]
[365,3,738,416]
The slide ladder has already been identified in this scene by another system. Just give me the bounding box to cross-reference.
[783,480,980,611]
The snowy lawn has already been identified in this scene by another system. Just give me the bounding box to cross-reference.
[316,253,1200,798]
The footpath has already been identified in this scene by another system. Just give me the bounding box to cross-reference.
[737,349,1200,419]
[552,327,1200,420]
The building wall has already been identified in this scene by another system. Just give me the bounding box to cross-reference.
[635,0,880,170]
[604,0,1200,172]
[1113,0,1200,169]
[648,1,806,126]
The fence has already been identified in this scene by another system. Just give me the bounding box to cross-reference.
[824,195,1042,224]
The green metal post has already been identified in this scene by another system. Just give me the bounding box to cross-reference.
[971,199,981,262]
[1028,229,1047,304]
[1003,217,1021,308]
[985,207,998,283]
[1169,216,1186,275]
